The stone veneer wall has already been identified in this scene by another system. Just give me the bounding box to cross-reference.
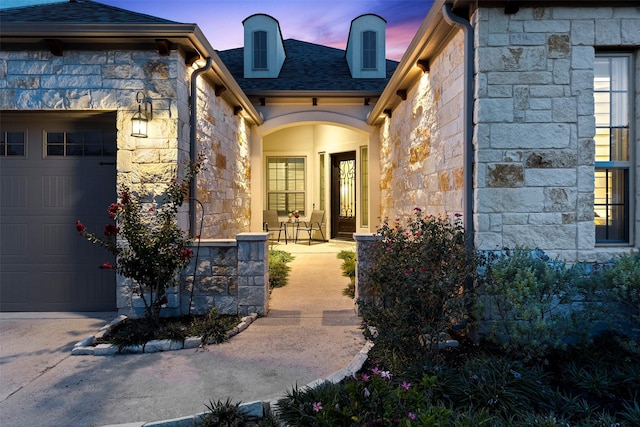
[473,6,640,263]
[1,48,256,311]
[190,75,252,239]
[378,32,466,222]
[0,50,182,196]
[121,233,269,317]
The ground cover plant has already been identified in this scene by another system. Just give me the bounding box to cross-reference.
[96,308,240,349]
[337,249,356,298]
[268,249,295,288]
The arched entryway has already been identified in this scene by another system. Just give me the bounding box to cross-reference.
[251,112,379,240]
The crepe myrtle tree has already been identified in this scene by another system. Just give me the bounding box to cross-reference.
[76,154,205,325]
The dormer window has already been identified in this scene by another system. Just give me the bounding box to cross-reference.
[362,30,377,70]
[253,30,268,69]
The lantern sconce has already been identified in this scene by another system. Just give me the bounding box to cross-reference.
[131,91,153,138]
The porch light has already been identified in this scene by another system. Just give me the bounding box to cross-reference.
[131,91,153,138]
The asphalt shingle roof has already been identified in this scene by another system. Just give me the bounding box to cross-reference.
[218,39,398,93]
[0,0,180,24]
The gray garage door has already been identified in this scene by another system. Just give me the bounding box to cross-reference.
[1,112,117,311]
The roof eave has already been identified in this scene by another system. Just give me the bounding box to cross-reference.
[368,0,455,126]
[0,23,264,126]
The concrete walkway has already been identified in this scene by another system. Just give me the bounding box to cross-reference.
[0,241,363,427]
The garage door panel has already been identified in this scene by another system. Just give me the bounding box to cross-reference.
[0,272,29,308]
[0,175,28,209]
[0,223,28,257]
[1,113,117,312]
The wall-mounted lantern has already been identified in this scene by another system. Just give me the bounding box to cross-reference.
[131,91,153,138]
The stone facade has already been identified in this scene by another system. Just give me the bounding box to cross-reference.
[473,6,640,262]
[120,233,269,317]
[0,47,255,313]
[379,32,466,222]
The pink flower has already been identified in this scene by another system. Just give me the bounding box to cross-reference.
[401,381,411,391]
[361,373,370,382]
[380,370,391,380]
[99,262,114,270]
[414,207,422,212]
[371,367,381,376]
[406,268,413,275]
[408,412,416,420]
[75,220,86,235]
[454,212,462,217]
[312,401,322,412]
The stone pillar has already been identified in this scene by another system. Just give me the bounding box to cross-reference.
[353,233,379,306]
[236,232,270,315]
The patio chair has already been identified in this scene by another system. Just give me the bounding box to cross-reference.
[263,210,287,244]
[296,210,326,245]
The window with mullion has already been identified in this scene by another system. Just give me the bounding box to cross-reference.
[253,31,267,70]
[362,30,376,70]
[593,54,632,243]
[266,157,306,216]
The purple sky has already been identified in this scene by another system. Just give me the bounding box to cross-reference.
[94,0,435,61]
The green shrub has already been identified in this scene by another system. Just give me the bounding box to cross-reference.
[198,398,278,426]
[358,209,478,361]
[597,251,640,352]
[268,249,294,288]
[477,247,591,361]
[336,250,356,298]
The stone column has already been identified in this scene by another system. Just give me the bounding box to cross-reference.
[353,233,379,306]
[236,232,269,315]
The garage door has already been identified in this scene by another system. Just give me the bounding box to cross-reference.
[1,112,117,311]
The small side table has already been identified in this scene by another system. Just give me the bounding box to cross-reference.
[284,221,300,244]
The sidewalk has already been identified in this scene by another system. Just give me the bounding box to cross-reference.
[0,241,363,427]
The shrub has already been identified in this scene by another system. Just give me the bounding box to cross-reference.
[77,154,204,325]
[597,251,640,352]
[336,250,356,298]
[477,247,591,361]
[358,209,478,361]
[268,249,294,288]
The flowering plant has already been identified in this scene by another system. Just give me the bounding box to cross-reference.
[359,208,478,360]
[76,155,204,325]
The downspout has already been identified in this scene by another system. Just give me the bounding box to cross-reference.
[189,57,212,237]
[442,3,474,250]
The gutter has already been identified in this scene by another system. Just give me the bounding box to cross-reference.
[189,57,212,238]
[441,3,474,250]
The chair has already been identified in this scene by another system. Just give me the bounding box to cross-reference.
[263,210,287,244]
[296,210,326,245]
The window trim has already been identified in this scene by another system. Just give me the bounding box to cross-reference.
[594,52,635,245]
[266,156,306,216]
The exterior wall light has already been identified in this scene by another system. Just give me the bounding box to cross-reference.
[416,59,430,73]
[131,91,153,138]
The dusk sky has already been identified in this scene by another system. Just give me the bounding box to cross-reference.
[2,0,435,61]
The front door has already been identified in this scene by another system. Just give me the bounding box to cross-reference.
[331,151,356,240]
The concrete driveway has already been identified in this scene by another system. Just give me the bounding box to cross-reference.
[0,242,364,426]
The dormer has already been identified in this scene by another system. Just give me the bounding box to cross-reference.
[345,14,386,79]
[243,14,286,78]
